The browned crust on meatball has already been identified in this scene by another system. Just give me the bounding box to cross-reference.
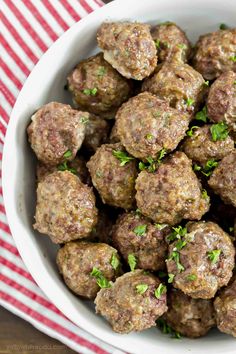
[83,113,110,152]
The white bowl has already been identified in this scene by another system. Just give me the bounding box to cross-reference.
[2,0,236,353]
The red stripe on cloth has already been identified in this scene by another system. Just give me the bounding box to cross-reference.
[93,0,105,7]
[0,125,7,138]
[22,0,58,42]
[0,290,109,354]
[0,35,30,76]
[0,106,9,124]
[79,0,93,13]
[0,239,19,256]
[0,81,16,107]
[5,0,48,52]
[0,12,38,64]
[0,221,11,235]
[0,256,35,282]
[0,273,65,317]
[0,204,6,214]
[43,0,69,31]
[0,58,22,90]
[60,0,81,22]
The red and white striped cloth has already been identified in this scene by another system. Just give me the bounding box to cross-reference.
[0,1,125,353]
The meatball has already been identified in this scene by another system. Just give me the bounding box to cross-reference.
[142,62,206,115]
[208,150,236,207]
[83,114,109,152]
[87,143,138,209]
[36,155,91,185]
[27,102,86,166]
[34,171,98,243]
[116,92,189,161]
[151,22,191,63]
[182,124,234,165]
[109,121,120,143]
[97,22,157,80]
[95,270,167,333]
[166,221,235,299]
[207,71,236,132]
[214,276,236,337]
[192,29,236,80]
[112,212,170,271]
[57,241,122,299]
[164,288,215,338]
[67,53,132,118]
[88,209,113,244]
[135,152,210,225]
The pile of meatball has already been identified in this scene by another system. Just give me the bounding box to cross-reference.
[27,21,236,339]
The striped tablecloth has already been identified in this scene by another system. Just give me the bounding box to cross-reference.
[0,1,125,353]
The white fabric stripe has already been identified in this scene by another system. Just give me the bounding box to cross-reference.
[0,246,29,270]
[2,1,44,58]
[0,229,16,247]
[0,46,26,84]
[48,0,75,26]
[0,118,8,130]
[0,93,13,113]
[16,1,55,47]
[85,0,101,10]
[0,69,20,97]
[0,22,34,69]
[67,0,88,17]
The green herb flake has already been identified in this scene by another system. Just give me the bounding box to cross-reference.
[90,267,111,289]
[96,170,103,178]
[112,150,134,166]
[57,161,77,175]
[229,226,234,233]
[110,253,119,270]
[133,224,147,236]
[220,23,228,30]
[204,80,209,86]
[195,106,208,122]
[155,223,168,230]
[186,126,199,137]
[97,66,106,76]
[185,98,195,107]
[168,273,175,283]
[63,149,72,158]
[208,249,222,264]
[156,319,181,339]
[83,87,98,96]
[128,254,137,272]
[177,43,187,49]
[229,55,236,62]
[155,39,160,49]
[167,226,187,242]
[210,122,229,141]
[157,148,167,163]
[136,283,149,295]
[80,116,89,124]
[163,41,170,48]
[155,283,167,299]
[169,251,185,272]
[201,189,209,199]
[146,133,154,140]
[193,164,202,172]
[201,159,218,177]
[186,274,197,281]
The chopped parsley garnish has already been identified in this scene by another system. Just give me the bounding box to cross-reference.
[167,226,187,242]
[204,80,209,86]
[185,98,195,107]
[155,283,167,299]
[96,170,103,178]
[136,283,149,294]
[194,159,218,177]
[154,39,160,48]
[139,149,167,173]
[201,189,209,199]
[63,149,72,158]
[186,126,199,137]
[157,148,167,162]
[83,88,98,96]
[168,273,175,283]
[128,254,137,272]
[97,66,106,76]
[195,106,208,122]
[193,164,202,172]
[90,267,111,288]
[135,208,142,215]
[177,43,187,49]
[169,251,185,272]
[163,41,170,48]
[146,133,154,140]
[157,319,181,339]
[155,223,168,230]
[110,253,119,270]
[112,150,134,166]
[220,23,228,30]
[210,122,229,141]
[133,224,147,236]
[80,116,89,124]
[186,274,197,281]
[229,226,234,233]
[229,55,236,62]
[208,249,221,264]
[57,161,76,175]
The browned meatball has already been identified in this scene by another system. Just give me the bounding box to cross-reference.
[87,143,137,209]
[166,221,235,299]
[95,270,167,333]
[214,276,236,337]
[88,209,113,244]
[207,71,236,132]
[36,155,91,185]
[83,113,109,152]
[135,152,210,225]
[97,22,157,80]
[27,102,86,166]
[142,62,206,116]
[164,288,215,338]
[57,241,122,299]
[208,150,236,207]
[192,29,236,80]
[182,124,234,165]
[67,53,132,118]
[151,22,191,63]
[109,121,120,143]
[34,171,98,243]
[116,92,189,161]
[112,212,170,271]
